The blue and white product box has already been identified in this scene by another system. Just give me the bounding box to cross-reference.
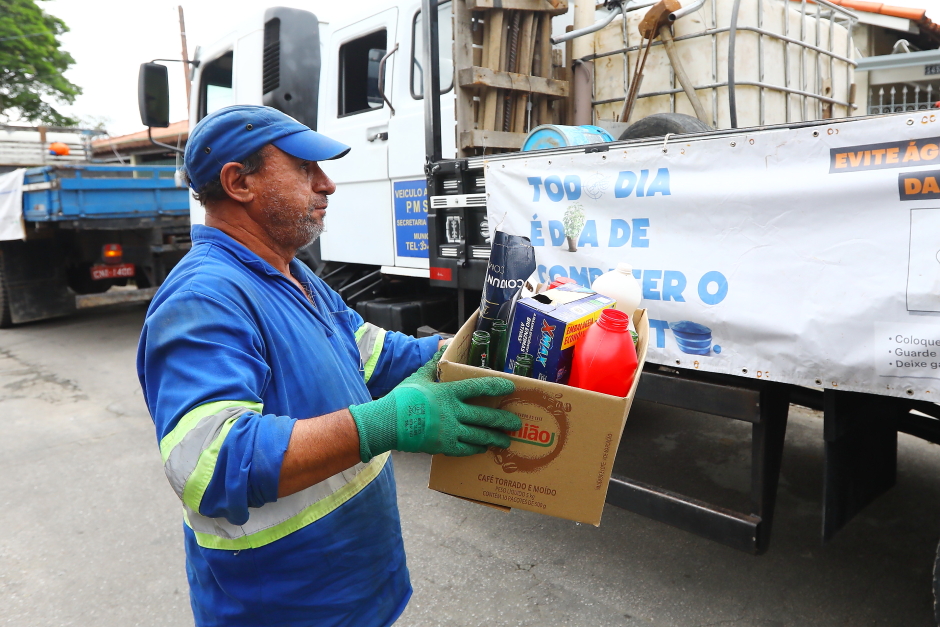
[504,285,615,383]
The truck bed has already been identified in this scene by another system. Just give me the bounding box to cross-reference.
[21,165,189,222]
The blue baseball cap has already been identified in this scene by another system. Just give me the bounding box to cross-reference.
[184,105,350,191]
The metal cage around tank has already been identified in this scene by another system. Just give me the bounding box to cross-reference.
[586,0,859,129]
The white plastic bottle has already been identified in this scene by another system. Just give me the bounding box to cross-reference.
[591,262,642,316]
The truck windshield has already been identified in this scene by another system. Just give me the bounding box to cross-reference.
[198,51,234,120]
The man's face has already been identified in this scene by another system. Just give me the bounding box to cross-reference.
[250,145,337,252]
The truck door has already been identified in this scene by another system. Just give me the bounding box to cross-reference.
[385,0,456,271]
[319,8,399,267]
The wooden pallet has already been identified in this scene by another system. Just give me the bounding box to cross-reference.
[453,0,569,156]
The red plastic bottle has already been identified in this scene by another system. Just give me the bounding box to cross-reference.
[568,309,638,397]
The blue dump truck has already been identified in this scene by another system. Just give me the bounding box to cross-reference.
[0,163,190,326]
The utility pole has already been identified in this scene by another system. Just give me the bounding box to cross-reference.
[178,5,191,106]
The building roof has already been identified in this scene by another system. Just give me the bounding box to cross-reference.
[91,120,188,156]
[822,0,925,22]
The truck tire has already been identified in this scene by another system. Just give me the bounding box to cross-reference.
[618,112,712,140]
[0,250,11,328]
[134,265,152,289]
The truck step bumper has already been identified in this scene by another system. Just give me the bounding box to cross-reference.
[607,475,763,554]
[75,287,158,309]
[608,368,790,555]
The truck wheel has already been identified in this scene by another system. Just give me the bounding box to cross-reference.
[134,265,152,289]
[618,112,712,140]
[0,250,11,328]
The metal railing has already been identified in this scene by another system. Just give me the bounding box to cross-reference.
[869,85,938,114]
[0,124,102,167]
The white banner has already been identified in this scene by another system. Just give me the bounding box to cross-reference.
[485,115,940,401]
[0,169,26,241]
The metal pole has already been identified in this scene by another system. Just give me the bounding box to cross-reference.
[784,0,790,122]
[814,2,821,119]
[669,28,676,114]
[828,7,834,116]
[622,4,630,112]
[178,6,191,107]
[846,13,853,114]
[758,0,764,126]
[572,0,595,125]
[727,0,741,128]
[800,0,807,121]
[422,0,443,163]
[711,0,717,128]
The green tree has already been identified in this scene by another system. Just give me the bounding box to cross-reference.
[0,0,81,125]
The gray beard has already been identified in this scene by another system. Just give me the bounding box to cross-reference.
[303,219,325,247]
[260,195,326,253]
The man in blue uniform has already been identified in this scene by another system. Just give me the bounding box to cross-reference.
[137,105,521,626]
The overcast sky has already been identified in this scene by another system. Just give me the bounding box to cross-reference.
[36,0,940,137]
[42,0,341,136]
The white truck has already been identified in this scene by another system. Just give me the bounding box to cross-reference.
[138,0,940,620]
[138,0,476,333]
[176,0,460,272]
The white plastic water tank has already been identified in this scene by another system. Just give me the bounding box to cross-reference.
[591,0,855,129]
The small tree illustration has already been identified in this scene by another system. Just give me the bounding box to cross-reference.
[562,203,586,252]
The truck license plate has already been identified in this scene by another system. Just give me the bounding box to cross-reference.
[90,263,135,280]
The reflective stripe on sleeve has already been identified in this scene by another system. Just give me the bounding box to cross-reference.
[183,452,390,550]
[354,323,387,383]
[160,400,263,463]
[160,402,262,510]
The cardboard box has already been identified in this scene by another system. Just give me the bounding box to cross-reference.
[429,309,649,526]
[504,285,616,382]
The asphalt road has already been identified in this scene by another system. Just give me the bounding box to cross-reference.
[2,304,940,626]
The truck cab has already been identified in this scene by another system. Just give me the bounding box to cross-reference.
[186,0,457,278]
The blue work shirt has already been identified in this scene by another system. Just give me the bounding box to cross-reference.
[137,224,439,626]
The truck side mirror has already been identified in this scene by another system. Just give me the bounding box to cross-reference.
[138,63,170,128]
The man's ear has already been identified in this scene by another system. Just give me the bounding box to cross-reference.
[219,162,254,204]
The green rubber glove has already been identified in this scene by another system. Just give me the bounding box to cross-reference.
[349,348,522,462]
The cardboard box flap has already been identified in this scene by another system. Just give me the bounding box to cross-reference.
[528,288,591,310]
